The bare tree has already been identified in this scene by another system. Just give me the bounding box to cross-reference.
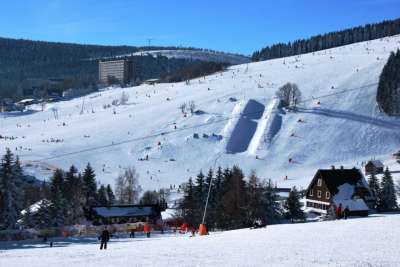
[188,100,196,114]
[179,103,187,114]
[115,167,142,204]
[276,82,302,108]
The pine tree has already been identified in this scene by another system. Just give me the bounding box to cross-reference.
[246,171,266,225]
[368,172,379,209]
[194,170,205,224]
[284,186,304,222]
[378,168,397,211]
[210,166,224,228]
[263,180,282,224]
[49,169,67,227]
[377,49,400,116]
[181,177,196,226]
[106,184,115,206]
[220,166,247,229]
[35,200,52,229]
[97,185,108,206]
[0,149,23,229]
[64,165,83,224]
[82,163,98,219]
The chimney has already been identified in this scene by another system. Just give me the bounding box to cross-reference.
[331,165,335,170]
[340,165,344,170]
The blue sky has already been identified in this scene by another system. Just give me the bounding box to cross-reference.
[1,0,399,55]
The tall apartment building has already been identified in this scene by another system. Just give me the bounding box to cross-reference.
[98,59,134,85]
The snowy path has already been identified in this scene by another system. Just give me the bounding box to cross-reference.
[1,214,400,267]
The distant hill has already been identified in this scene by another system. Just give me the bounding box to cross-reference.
[0,38,239,100]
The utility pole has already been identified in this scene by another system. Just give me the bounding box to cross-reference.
[147,38,153,48]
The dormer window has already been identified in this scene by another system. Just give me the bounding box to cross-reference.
[317,179,322,186]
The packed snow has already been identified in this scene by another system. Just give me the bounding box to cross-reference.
[1,213,400,266]
[1,36,400,190]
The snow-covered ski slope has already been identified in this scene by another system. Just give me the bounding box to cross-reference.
[1,36,400,189]
[1,213,400,267]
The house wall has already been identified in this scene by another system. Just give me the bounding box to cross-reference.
[306,173,332,212]
[306,174,331,203]
[365,163,384,175]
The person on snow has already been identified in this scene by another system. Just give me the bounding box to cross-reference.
[100,226,110,250]
[343,206,350,220]
[336,203,343,219]
[144,223,151,238]
[130,229,135,238]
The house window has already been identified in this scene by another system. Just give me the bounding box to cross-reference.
[309,189,313,196]
[317,190,322,198]
[317,179,322,186]
[326,192,330,199]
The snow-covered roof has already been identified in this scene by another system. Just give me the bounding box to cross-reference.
[161,209,177,221]
[93,205,159,218]
[333,183,369,211]
[20,199,50,215]
[333,199,369,211]
[17,99,35,104]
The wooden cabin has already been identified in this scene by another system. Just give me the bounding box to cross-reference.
[365,160,384,175]
[92,204,162,225]
[305,167,373,216]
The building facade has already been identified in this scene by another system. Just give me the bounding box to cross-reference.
[99,59,134,85]
[305,167,373,216]
[365,160,384,175]
[92,204,162,225]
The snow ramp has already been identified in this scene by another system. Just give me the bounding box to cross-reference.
[247,98,279,155]
[226,99,265,153]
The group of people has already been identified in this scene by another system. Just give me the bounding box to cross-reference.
[99,223,152,250]
[335,203,350,220]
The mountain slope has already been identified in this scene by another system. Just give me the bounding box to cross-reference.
[1,35,400,189]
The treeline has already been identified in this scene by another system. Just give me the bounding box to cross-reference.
[368,168,398,211]
[179,166,304,230]
[164,61,228,83]
[0,148,115,229]
[377,49,400,116]
[0,148,169,230]
[252,18,400,61]
[0,37,216,100]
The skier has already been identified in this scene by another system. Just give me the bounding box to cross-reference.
[100,226,110,250]
[130,229,135,238]
[343,206,350,220]
[336,203,343,219]
[144,223,151,238]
